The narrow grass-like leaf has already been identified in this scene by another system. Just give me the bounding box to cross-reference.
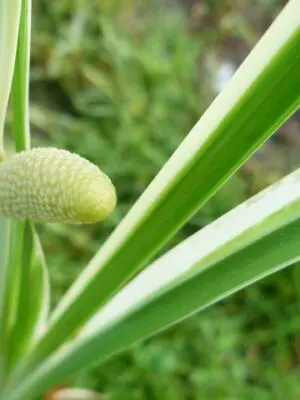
[11,0,31,151]
[0,220,25,377]
[6,165,300,400]
[4,221,26,331]
[0,217,12,382]
[29,230,50,340]
[7,222,50,371]
[81,168,300,338]
[0,1,28,371]
[5,0,50,371]
[25,0,300,366]
[0,0,22,151]
[0,219,11,325]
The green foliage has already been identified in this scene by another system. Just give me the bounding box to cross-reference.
[85,294,300,400]
[0,1,299,399]
[15,2,299,399]
[30,1,250,302]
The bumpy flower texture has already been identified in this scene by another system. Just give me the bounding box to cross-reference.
[0,148,117,224]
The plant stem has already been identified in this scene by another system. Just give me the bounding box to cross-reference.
[11,0,32,152]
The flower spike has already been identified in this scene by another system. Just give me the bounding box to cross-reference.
[0,147,117,224]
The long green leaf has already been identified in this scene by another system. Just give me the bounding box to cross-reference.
[5,0,50,371]
[0,1,23,378]
[3,0,32,348]
[0,220,25,378]
[0,0,22,151]
[11,0,31,151]
[0,217,12,383]
[25,0,300,366]
[7,223,50,371]
[6,163,300,400]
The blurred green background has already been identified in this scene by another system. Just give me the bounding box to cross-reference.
[27,0,300,398]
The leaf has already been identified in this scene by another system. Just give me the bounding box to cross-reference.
[6,162,300,400]
[3,0,50,373]
[0,217,12,382]
[0,0,22,150]
[6,223,50,370]
[24,0,300,366]
[11,0,31,151]
[0,219,50,376]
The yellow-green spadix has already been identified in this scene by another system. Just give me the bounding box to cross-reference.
[0,147,117,224]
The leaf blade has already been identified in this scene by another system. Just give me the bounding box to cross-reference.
[0,217,12,383]
[11,0,31,151]
[4,0,50,372]
[7,223,50,371]
[29,0,300,365]
[0,0,22,151]
[6,164,300,400]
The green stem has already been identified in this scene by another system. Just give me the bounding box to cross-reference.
[11,0,31,152]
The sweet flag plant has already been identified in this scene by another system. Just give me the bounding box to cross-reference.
[0,0,299,399]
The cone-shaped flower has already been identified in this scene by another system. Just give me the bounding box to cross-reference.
[0,147,117,224]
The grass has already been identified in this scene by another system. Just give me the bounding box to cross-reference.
[10,0,299,398]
